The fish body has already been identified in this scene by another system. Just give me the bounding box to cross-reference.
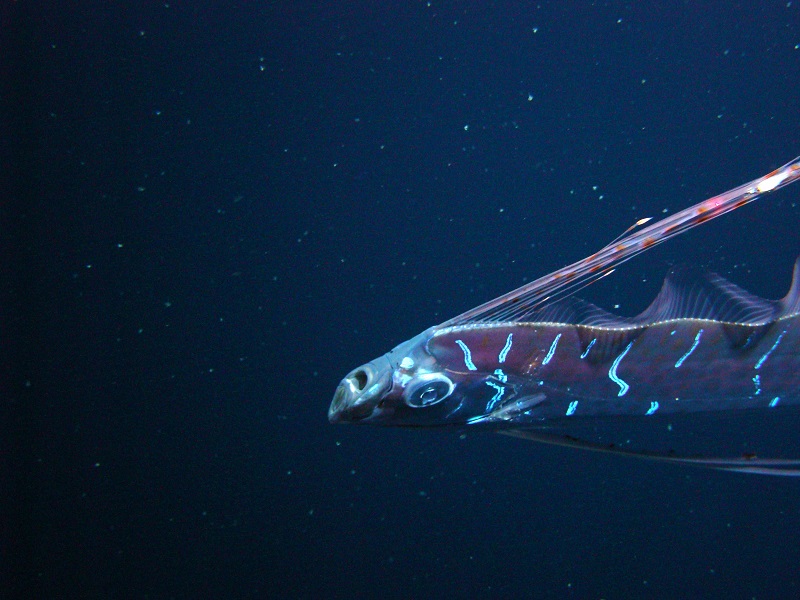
[329,158,800,474]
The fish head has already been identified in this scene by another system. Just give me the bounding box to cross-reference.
[329,328,477,426]
[329,327,532,426]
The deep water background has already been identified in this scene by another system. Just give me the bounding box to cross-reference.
[6,2,800,598]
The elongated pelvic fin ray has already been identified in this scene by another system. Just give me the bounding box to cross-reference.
[500,430,800,476]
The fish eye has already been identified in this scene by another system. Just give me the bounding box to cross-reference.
[403,373,454,408]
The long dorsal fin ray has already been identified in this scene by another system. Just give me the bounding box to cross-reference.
[449,261,796,329]
[440,157,800,328]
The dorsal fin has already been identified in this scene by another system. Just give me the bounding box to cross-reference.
[780,257,800,317]
[634,265,782,325]
[534,296,643,363]
[451,260,798,329]
[533,295,633,328]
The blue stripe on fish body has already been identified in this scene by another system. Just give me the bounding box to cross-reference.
[542,333,561,366]
[455,339,477,370]
[498,333,513,363]
[608,341,633,397]
[755,330,786,370]
[485,381,505,411]
[675,328,703,368]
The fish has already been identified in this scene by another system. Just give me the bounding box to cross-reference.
[329,157,800,475]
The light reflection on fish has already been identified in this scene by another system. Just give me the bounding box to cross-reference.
[329,158,800,475]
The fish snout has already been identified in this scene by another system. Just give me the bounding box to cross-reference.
[328,358,393,423]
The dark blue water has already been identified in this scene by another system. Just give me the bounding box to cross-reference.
[7,2,800,598]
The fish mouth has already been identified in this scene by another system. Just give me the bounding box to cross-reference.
[328,357,393,423]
